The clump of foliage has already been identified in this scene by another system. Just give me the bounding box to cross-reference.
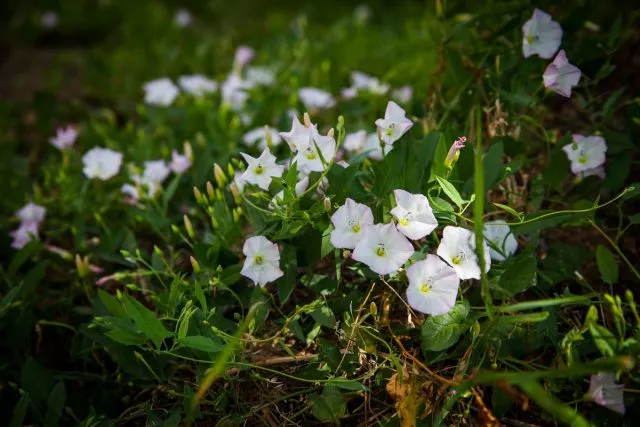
[1,1,640,426]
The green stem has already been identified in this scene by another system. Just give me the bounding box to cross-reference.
[590,220,640,282]
[517,380,591,427]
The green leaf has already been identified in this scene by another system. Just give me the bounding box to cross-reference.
[122,294,170,349]
[310,303,336,327]
[435,176,464,209]
[9,393,30,427]
[497,253,537,298]
[326,379,368,392]
[589,324,616,357]
[492,203,522,220]
[162,174,182,208]
[421,301,470,352]
[98,290,127,319]
[629,213,640,224]
[310,385,346,422]
[8,240,42,278]
[105,329,149,346]
[542,145,570,192]
[596,245,619,285]
[44,381,66,427]
[277,244,297,305]
[179,336,224,353]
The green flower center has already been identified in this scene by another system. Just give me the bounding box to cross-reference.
[451,256,462,265]
[351,224,361,233]
[376,246,386,257]
[305,150,317,160]
[399,218,409,227]
[254,165,264,174]
[254,255,264,265]
[577,155,588,164]
[420,283,431,294]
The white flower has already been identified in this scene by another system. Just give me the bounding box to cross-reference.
[375,101,413,144]
[233,172,245,192]
[221,74,251,111]
[587,373,625,415]
[341,87,357,100]
[298,87,335,110]
[178,74,217,96]
[579,166,606,179]
[241,236,283,286]
[16,203,46,225]
[279,115,315,152]
[174,9,192,27]
[10,223,40,249]
[354,4,371,24]
[243,126,282,150]
[294,128,336,174]
[483,220,518,261]
[41,11,58,29]
[245,66,276,86]
[143,78,179,106]
[330,198,374,249]
[406,254,460,316]
[392,85,413,104]
[170,150,192,174]
[562,134,607,175]
[543,50,581,98]
[522,9,562,59]
[50,126,78,150]
[344,130,367,153]
[350,71,389,95]
[121,175,158,200]
[364,133,392,160]
[142,160,170,184]
[390,189,438,240]
[234,46,255,69]
[240,148,284,190]
[352,223,414,275]
[271,177,309,207]
[82,147,123,181]
[436,226,491,280]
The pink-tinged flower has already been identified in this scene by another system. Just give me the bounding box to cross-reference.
[50,126,78,150]
[587,373,625,415]
[352,222,414,275]
[279,114,315,152]
[16,203,46,226]
[170,150,192,174]
[298,87,335,111]
[522,9,563,59]
[143,78,179,106]
[174,9,192,27]
[543,50,581,98]
[445,136,466,169]
[239,148,284,190]
[82,147,123,181]
[406,254,460,316]
[392,85,413,104]
[10,223,40,249]
[178,74,217,96]
[241,236,283,287]
[344,130,367,153]
[562,134,607,175]
[143,160,170,184]
[375,101,413,145]
[234,46,255,69]
[341,87,357,100]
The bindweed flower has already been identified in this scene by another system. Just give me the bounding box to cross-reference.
[349,71,389,95]
[143,160,171,184]
[522,9,562,59]
[294,127,336,174]
[341,87,357,100]
[174,9,192,27]
[271,177,309,207]
[221,74,251,111]
[375,101,413,145]
[562,134,607,175]
[245,66,276,86]
[170,150,192,174]
[406,254,460,316]
[483,220,518,261]
[233,45,255,70]
[121,175,159,201]
[390,189,438,240]
[587,373,625,415]
[41,11,59,28]
[298,87,335,111]
[330,198,374,249]
[10,223,40,249]
[445,136,466,170]
[143,78,179,106]
[16,203,46,226]
[437,226,491,280]
[50,126,78,150]
[352,223,414,275]
[178,74,217,96]
[243,126,282,150]
[543,50,581,98]
[82,147,123,181]
[240,148,284,190]
[579,166,606,179]
[392,85,413,104]
[364,133,392,160]
[344,130,367,153]
[240,235,283,286]
[280,114,317,152]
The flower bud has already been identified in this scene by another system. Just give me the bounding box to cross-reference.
[303,112,312,127]
[227,163,235,177]
[183,141,193,162]
[323,197,331,213]
[190,256,200,273]
[183,215,195,239]
[230,183,241,204]
[193,186,204,204]
[215,188,224,201]
[211,216,219,229]
[75,254,90,278]
[206,181,215,199]
[444,136,466,170]
[342,250,352,259]
[214,163,227,187]
[153,245,164,259]
[232,209,240,223]
[369,301,378,318]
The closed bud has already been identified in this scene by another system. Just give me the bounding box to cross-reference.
[369,302,378,318]
[232,209,240,223]
[153,245,164,258]
[211,216,219,228]
[75,254,90,278]
[342,250,352,259]
[214,163,227,187]
[206,181,215,199]
[264,125,273,147]
[327,128,334,138]
[170,224,180,235]
[215,188,224,201]
[230,183,241,204]
[190,256,200,273]
[193,186,203,203]
[227,163,235,177]
[303,112,312,127]
[116,289,123,301]
[183,141,193,162]
[183,215,195,239]
[323,197,331,213]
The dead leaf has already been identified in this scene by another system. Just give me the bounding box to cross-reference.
[386,368,419,427]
